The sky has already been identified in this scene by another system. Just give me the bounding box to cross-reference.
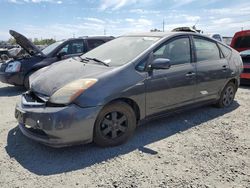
[0,0,250,41]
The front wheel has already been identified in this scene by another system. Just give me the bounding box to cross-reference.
[215,82,236,108]
[93,101,136,147]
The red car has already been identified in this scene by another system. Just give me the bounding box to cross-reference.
[231,30,250,84]
[239,50,250,84]
[231,30,250,52]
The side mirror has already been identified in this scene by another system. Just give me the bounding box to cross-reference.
[150,58,171,70]
[57,51,67,59]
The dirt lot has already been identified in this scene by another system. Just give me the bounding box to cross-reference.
[0,82,249,188]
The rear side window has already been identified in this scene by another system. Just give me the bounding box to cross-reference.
[218,43,232,58]
[59,41,85,55]
[87,39,105,50]
[234,36,250,48]
[194,37,220,61]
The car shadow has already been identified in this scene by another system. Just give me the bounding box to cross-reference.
[5,102,239,176]
[0,85,25,97]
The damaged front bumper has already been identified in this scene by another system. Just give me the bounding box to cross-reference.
[15,93,102,147]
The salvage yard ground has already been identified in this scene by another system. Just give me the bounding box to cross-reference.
[0,82,249,188]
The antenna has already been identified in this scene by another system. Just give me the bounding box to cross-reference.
[162,19,165,32]
[193,19,199,30]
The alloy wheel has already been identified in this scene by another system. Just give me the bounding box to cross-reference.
[100,111,128,139]
[222,85,234,107]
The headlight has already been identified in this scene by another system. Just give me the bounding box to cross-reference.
[5,61,21,73]
[49,79,97,104]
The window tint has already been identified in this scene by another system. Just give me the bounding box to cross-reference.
[234,36,250,48]
[218,43,232,58]
[153,37,191,65]
[87,40,105,50]
[194,37,220,61]
[59,41,85,55]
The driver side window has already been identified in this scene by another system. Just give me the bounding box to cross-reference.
[153,37,191,65]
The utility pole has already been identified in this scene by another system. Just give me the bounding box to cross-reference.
[162,19,165,32]
[104,28,106,36]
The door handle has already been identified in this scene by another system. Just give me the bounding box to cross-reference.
[186,72,196,77]
[222,65,228,70]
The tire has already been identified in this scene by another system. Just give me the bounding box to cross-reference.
[215,82,236,108]
[93,101,136,147]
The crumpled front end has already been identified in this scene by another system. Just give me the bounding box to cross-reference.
[15,91,101,147]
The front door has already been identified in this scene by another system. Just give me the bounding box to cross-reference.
[145,36,197,116]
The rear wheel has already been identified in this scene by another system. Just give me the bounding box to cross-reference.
[94,101,136,147]
[215,82,236,108]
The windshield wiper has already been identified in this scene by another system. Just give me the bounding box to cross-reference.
[85,57,109,67]
[72,56,87,62]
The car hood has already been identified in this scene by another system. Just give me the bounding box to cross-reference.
[30,58,113,97]
[9,30,45,57]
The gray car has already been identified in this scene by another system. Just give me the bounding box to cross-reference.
[15,32,243,147]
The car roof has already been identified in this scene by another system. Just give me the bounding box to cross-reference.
[123,32,175,38]
[123,31,210,38]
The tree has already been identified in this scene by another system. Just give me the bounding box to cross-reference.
[8,37,16,45]
[33,38,56,45]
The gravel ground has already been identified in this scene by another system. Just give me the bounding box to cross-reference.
[0,82,249,188]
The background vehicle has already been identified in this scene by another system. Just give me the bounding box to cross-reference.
[0,30,114,88]
[231,30,250,52]
[223,36,232,46]
[0,48,9,62]
[15,32,242,148]
[206,33,223,42]
[239,50,250,84]
[172,26,201,33]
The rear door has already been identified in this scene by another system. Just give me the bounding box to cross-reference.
[145,36,197,115]
[193,36,230,102]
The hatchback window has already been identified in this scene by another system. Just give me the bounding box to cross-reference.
[87,40,105,50]
[194,37,220,61]
[234,36,250,48]
[153,37,191,65]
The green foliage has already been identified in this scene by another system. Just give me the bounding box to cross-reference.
[33,38,56,45]
[8,37,16,45]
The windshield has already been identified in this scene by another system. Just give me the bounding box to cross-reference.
[81,36,160,66]
[42,41,64,56]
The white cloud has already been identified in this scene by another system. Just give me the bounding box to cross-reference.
[7,0,63,4]
[212,18,233,25]
[185,16,200,22]
[84,18,106,24]
[129,9,160,14]
[100,0,143,10]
